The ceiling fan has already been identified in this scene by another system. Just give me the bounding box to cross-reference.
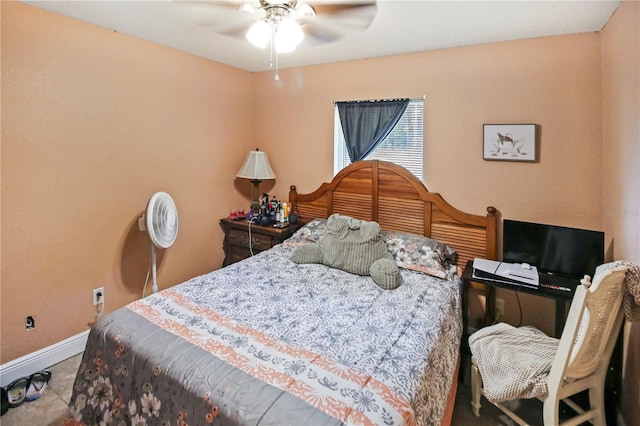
[174,0,377,80]
[243,0,317,53]
[239,0,377,49]
[179,0,377,75]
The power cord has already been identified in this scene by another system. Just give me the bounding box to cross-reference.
[248,217,257,256]
[483,285,524,327]
[514,288,523,327]
[142,242,153,298]
[142,261,151,299]
[88,290,104,327]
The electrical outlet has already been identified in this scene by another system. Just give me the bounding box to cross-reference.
[93,287,104,306]
[25,315,35,330]
[495,298,505,317]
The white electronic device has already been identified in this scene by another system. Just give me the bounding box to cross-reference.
[472,258,539,288]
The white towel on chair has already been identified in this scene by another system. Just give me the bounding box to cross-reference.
[469,322,559,403]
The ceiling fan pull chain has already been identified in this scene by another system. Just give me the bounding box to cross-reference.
[269,23,275,70]
[268,23,279,81]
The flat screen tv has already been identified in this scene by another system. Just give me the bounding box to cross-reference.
[502,219,604,278]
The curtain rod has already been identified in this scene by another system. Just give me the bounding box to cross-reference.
[332,95,426,104]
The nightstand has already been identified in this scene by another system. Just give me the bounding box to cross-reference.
[219,218,304,266]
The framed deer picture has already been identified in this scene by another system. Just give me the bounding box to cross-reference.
[483,124,537,162]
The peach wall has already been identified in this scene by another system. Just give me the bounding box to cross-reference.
[254,33,604,335]
[1,2,254,363]
[601,1,640,425]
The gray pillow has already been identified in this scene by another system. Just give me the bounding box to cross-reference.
[319,214,390,275]
[370,258,401,290]
[290,244,323,264]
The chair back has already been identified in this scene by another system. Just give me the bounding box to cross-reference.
[548,263,627,384]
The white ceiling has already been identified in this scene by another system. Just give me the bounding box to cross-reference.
[22,0,621,72]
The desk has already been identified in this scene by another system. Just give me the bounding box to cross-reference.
[460,260,578,381]
[459,260,623,423]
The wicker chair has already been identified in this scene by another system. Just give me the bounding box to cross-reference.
[470,263,628,426]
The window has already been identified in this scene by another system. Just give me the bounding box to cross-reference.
[334,99,424,181]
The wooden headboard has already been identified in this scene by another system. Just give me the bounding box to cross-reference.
[289,160,497,268]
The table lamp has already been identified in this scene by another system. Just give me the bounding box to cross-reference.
[236,148,275,214]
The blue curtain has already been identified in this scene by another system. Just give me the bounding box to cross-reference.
[337,99,410,162]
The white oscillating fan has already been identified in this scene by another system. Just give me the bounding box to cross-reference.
[138,192,179,294]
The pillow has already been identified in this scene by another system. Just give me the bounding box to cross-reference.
[284,218,327,246]
[369,258,402,290]
[319,214,390,275]
[382,230,457,279]
[290,244,323,263]
[288,219,457,280]
[291,214,401,290]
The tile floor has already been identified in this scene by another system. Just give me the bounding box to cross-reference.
[1,353,82,426]
[1,353,537,426]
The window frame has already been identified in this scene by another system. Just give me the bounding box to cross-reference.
[333,98,424,181]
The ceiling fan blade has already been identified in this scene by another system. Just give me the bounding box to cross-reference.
[174,0,264,38]
[202,20,256,38]
[176,0,376,44]
[301,2,376,43]
[310,1,376,20]
[174,0,245,14]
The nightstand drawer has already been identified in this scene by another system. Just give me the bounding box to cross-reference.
[228,228,272,250]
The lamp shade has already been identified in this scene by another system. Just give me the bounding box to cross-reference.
[237,150,275,180]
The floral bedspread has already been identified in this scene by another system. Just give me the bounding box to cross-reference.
[64,242,461,426]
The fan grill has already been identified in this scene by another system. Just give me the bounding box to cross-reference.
[146,192,179,249]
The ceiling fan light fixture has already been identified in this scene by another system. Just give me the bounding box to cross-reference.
[246,19,271,49]
[274,33,296,53]
[275,17,303,52]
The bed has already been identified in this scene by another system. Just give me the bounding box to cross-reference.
[64,160,496,426]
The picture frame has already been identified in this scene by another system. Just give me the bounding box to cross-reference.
[483,124,537,162]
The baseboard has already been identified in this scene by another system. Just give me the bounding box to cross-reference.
[0,330,88,387]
